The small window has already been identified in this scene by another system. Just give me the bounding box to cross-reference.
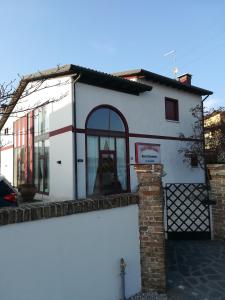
[191,155,198,167]
[4,128,9,135]
[165,98,179,121]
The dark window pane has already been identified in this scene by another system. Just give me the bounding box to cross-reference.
[44,140,49,193]
[87,136,99,195]
[87,108,109,130]
[38,109,43,135]
[191,155,198,167]
[34,110,39,136]
[39,158,44,193]
[13,149,18,186]
[34,142,39,189]
[33,140,49,194]
[39,141,44,192]
[165,99,179,121]
[34,105,49,136]
[116,138,127,191]
[110,110,125,131]
[17,148,25,185]
[87,108,125,132]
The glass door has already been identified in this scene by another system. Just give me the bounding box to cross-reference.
[99,151,122,195]
[87,135,127,196]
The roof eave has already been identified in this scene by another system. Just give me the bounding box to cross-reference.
[0,65,152,131]
[113,69,213,96]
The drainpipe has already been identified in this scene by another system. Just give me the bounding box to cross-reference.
[201,95,210,185]
[0,132,1,174]
[71,74,81,200]
[120,258,126,300]
[201,95,215,240]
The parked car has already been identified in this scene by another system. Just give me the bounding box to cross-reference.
[0,176,18,207]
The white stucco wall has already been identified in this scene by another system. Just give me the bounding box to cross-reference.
[0,148,13,184]
[0,76,75,200]
[75,82,201,137]
[49,132,74,201]
[0,205,141,300]
[0,74,207,200]
[75,81,205,197]
[76,132,86,198]
[129,137,205,191]
[0,119,14,181]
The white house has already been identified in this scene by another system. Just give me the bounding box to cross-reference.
[0,65,212,201]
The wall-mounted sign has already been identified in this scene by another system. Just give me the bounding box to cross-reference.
[135,143,161,164]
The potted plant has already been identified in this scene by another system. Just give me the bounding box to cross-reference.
[18,183,37,202]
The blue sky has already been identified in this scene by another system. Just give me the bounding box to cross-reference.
[1,0,225,108]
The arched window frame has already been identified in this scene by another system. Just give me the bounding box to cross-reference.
[85,104,130,195]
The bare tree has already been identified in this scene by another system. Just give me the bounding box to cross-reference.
[178,105,225,169]
[0,67,81,147]
[0,72,70,117]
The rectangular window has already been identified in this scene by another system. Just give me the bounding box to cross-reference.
[34,142,39,188]
[13,105,49,193]
[165,98,179,121]
[34,134,49,194]
[34,105,49,136]
[13,116,28,186]
[33,105,49,194]
[13,112,34,186]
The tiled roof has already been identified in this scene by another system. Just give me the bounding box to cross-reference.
[113,69,213,96]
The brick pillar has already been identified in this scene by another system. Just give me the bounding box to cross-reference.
[135,164,166,293]
[207,164,225,240]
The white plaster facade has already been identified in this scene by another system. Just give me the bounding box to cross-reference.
[0,66,211,201]
[75,81,205,198]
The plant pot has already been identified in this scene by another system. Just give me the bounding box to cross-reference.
[18,183,37,202]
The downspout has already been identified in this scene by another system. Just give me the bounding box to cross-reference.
[0,131,0,173]
[120,258,126,300]
[201,94,210,185]
[201,94,215,240]
[71,74,81,200]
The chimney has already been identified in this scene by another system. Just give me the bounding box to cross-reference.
[177,73,192,85]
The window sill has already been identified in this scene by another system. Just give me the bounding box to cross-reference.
[166,119,180,123]
[36,192,49,196]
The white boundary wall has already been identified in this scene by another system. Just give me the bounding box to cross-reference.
[0,205,141,300]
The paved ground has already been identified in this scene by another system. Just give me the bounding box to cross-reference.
[128,292,167,300]
[167,240,225,300]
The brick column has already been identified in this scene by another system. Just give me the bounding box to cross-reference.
[135,164,166,293]
[207,164,225,240]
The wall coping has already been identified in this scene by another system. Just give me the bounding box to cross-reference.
[134,164,163,173]
[207,164,225,169]
[0,193,139,227]
[207,164,225,176]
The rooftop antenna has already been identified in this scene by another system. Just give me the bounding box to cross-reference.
[164,50,179,79]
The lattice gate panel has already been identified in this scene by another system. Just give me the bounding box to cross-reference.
[165,183,211,240]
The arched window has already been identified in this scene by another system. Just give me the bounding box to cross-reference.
[86,106,129,196]
[87,107,125,132]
